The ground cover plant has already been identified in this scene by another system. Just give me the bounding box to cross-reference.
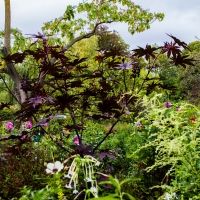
[0,0,198,199]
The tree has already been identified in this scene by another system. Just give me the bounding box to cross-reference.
[4,0,11,53]
[95,25,129,54]
[178,40,200,104]
[0,0,164,104]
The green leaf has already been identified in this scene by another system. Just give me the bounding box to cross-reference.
[122,192,136,200]
[88,194,119,200]
[119,178,133,186]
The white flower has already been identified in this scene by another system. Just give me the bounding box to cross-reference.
[90,186,97,193]
[85,177,93,182]
[64,174,71,178]
[90,186,98,198]
[164,192,178,200]
[95,161,100,166]
[65,184,73,189]
[73,189,79,194]
[46,161,64,174]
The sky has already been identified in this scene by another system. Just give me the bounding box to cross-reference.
[0,0,199,50]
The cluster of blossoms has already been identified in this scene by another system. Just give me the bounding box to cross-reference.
[64,155,100,197]
[164,192,178,200]
[4,122,14,132]
[3,120,33,132]
[73,135,80,145]
[24,120,32,129]
[164,102,182,113]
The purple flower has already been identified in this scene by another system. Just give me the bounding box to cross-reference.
[136,122,142,128]
[125,111,130,115]
[45,97,54,103]
[73,135,80,145]
[28,96,43,108]
[116,61,132,70]
[28,96,54,108]
[176,107,182,112]
[36,115,56,126]
[25,120,32,129]
[100,50,105,55]
[58,141,63,146]
[5,122,14,132]
[164,102,171,108]
[42,122,49,127]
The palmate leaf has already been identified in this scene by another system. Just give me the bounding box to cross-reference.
[4,52,26,63]
[106,59,121,69]
[66,80,83,88]
[172,54,195,68]
[0,102,10,109]
[99,80,112,91]
[71,144,93,157]
[103,48,123,58]
[167,33,190,50]
[146,82,177,95]
[55,94,79,112]
[98,98,121,113]
[162,42,181,58]
[25,49,46,61]
[132,45,158,61]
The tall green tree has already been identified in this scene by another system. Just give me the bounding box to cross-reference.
[1,0,164,104]
[95,25,129,54]
[179,40,200,104]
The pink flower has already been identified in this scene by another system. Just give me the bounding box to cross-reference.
[164,102,171,108]
[62,130,67,135]
[5,122,14,132]
[176,108,182,112]
[58,141,63,146]
[73,135,80,145]
[136,122,142,127]
[25,120,32,129]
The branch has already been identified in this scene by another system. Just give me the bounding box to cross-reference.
[62,21,113,51]
[1,46,27,103]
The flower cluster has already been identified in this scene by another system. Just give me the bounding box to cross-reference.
[3,120,33,133]
[164,192,178,200]
[73,135,80,145]
[64,156,80,194]
[64,155,100,197]
[24,120,32,129]
[5,122,14,132]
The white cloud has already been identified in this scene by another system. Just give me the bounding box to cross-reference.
[0,0,199,49]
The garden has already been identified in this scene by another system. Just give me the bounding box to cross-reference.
[0,0,200,199]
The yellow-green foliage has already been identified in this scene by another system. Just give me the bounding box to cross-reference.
[72,36,98,59]
[130,95,200,199]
